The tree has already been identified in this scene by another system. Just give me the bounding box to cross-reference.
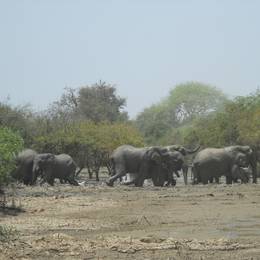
[167,82,228,122]
[135,103,177,145]
[235,90,260,148]
[135,81,228,145]
[183,89,260,149]
[48,81,128,124]
[0,102,34,147]
[78,81,128,122]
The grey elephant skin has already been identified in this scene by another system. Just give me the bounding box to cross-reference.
[33,153,79,186]
[165,145,200,185]
[124,144,199,186]
[106,145,184,187]
[192,146,255,184]
[11,149,38,185]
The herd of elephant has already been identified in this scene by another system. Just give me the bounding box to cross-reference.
[11,144,258,187]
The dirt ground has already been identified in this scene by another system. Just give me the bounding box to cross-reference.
[1,173,260,260]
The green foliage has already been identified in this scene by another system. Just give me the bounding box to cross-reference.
[78,81,127,122]
[33,121,144,172]
[182,90,260,149]
[0,102,34,146]
[0,128,24,186]
[48,81,128,124]
[136,82,259,152]
[136,81,227,145]
[0,225,19,242]
[167,82,227,122]
[235,90,260,147]
[135,103,176,145]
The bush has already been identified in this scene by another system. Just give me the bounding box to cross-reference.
[0,225,19,242]
[0,127,24,187]
[33,121,144,175]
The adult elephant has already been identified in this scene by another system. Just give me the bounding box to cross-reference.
[192,145,255,184]
[32,153,79,186]
[106,145,184,187]
[11,149,38,185]
[164,145,200,185]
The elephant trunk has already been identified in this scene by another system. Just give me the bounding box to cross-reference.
[184,145,201,155]
[249,149,258,183]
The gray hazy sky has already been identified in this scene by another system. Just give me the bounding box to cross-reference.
[0,1,260,118]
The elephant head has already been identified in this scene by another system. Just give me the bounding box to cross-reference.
[32,153,55,178]
[229,145,257,183]
[234,152,249,167]
[144,147,184,170]
[231,165,249,183]
[161,150,184,172]
[146,148,184,186]
[144,147,164,164]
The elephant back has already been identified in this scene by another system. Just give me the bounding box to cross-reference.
[55,154,76,172]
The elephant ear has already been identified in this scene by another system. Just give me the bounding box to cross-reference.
[46,153,55,161]
[235,152,248,167]
[233,145,252,155]
[145,147,163,164]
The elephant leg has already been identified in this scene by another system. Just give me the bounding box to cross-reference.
[23,178,30,185]
[47,177,55,186]
[191,166,199,184]
[201,174,208,185]
[202,179,208,185]
[174,171,180,178]
[231,165,249,183]
[215,177,220,184]
[67,177,79,186]
[182,165,188,185]
[122,173,137,186]
[106,168,125,186]
[134,176,145,187]
[152,173,165,187]
[226,176,232,184]
[167,172,174,187]
[123,180,135,185]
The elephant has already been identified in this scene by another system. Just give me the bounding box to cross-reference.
[164,145,200,185]
[32,153,79,186]
[192,145,254,185]
[106,145,184,187]
[11,149,38,185]
[121,145,199,187]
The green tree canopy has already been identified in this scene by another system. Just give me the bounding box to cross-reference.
[48,81,128,124]
[182,89,260,149]
[0,102,34,146]
[167,82,228,122]
[135,81,228,145]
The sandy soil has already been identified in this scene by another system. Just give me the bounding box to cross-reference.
[1,174,260,260]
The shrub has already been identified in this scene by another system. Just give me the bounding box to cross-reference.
[0,127,24,187]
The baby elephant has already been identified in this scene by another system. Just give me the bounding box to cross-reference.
[33,153,79,186]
